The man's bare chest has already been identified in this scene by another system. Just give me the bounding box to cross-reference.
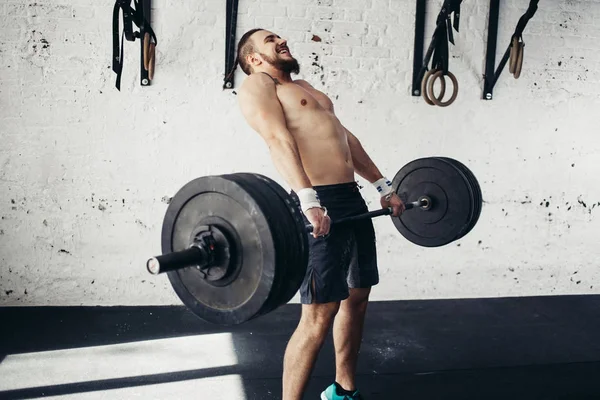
[275,82,334,115]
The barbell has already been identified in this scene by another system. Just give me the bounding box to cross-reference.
[146,157,482,325]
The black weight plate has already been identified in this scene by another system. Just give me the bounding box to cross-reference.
[225,173,293,318]
[251,173,308,305]
[391,157,474,247]
[437,157,482,240]
[458,159,482,237]
[250,174,307,313]
[161,175,276,325]
[249,174,305,306]
[234,174,291,317]
[438,157,482,239]
[431,157,475,241]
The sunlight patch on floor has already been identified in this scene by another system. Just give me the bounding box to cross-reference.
[0,333,241,394]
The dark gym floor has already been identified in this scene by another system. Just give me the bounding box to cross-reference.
[1,295,600,400]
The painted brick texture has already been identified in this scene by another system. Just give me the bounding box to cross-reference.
[1,0,599,306]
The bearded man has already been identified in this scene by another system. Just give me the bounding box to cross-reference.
[234,28,405,400]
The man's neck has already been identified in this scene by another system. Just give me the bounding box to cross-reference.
[261,68,292,84]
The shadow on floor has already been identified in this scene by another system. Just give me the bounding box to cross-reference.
[1,295,600,399]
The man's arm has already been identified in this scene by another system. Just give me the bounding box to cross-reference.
[238,74,312,192]
[343,126,385,183]
[344,125,405,215]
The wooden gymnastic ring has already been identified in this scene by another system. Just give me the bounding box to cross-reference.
[429,70,458,107]
[509,36,520,74]
[148,42,156,80]
[426,71,447,106]
[513,42,524,79]
[509,37,517,74]
[143,33,151,70]
[421,69,446,106]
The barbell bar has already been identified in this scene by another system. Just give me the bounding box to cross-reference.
[305,196,431,233]
[148,197,433,275]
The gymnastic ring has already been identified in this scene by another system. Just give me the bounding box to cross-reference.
[426,70,448,106]
[143,32,151,70]
[148,42,156,80]
[509,36,520,74]
[421,69,446,106]
[429,70,458,107]
[513,41,524,79]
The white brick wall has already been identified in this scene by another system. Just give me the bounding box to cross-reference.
[1,0,600,306]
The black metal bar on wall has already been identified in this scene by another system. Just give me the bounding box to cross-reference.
[411,0,427,96]
[140,0,151,86]
[223,0,239,89]
[483,0,500,100]
[483,0,539,99]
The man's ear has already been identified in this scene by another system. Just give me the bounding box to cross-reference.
[248,53,262,68]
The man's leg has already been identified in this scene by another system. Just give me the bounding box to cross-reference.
[332,287,371,391]
[331,208,378,393]
[282,301,340,400]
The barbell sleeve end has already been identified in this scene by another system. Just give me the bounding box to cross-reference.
[146,246,207,275]
[404,196,432,210]
[146,257,161,275]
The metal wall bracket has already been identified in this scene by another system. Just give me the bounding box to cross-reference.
[411,0,427,96]
[483,0,539,100]
[140,0,152,87]
[482,0,501,100]
[223,0,239,89]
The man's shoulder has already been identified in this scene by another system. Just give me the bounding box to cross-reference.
[238,73,282,114]
[241,73,276,88]
[238,73,278,99]
[293,79,315,88]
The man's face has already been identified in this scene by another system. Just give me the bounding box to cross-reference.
[251,30,300,74]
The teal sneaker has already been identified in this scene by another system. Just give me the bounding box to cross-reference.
[320,383,364,400]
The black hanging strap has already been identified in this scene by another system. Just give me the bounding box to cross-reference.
[431,24,449,73]
[428,0,461,74]
[449,0,461,34]
[513,0,539,39]
[112,0,157,90]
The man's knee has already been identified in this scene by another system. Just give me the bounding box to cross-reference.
[300,302,340,337]
[346,287,371,306]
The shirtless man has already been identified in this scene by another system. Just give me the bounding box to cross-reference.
[235,29,405,400]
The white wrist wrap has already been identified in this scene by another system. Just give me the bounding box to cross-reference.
[297,188,321,212]
[372,177,394,198]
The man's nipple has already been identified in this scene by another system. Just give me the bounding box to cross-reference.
[301,99,307,106]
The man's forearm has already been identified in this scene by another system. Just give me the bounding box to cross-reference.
[267,137,313,192]
[346,130,384,183]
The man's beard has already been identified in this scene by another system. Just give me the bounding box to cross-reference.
[260,52,300,75]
